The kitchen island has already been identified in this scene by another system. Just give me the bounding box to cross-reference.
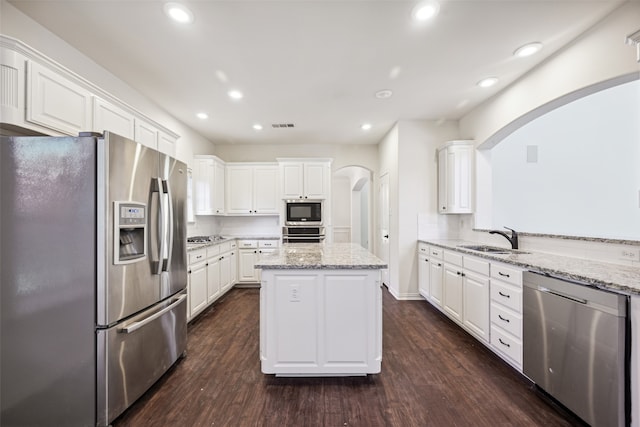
[255,243,387,376]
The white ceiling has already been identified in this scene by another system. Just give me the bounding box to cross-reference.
[7,0,626,145]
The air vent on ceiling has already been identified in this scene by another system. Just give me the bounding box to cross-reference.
[271,123,295,128]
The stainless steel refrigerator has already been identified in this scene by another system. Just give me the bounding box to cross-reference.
[1,131,188,426]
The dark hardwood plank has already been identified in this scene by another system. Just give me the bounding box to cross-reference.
[113,287,580,426]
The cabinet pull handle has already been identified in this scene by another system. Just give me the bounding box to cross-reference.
[498,272,510,278]
[498,314,510,323]
[498,291,510,298]
[498,338,510,348]
[456,271,462,276]
[436,263,442,267]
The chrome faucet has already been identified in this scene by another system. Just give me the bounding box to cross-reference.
[489,227,519,250]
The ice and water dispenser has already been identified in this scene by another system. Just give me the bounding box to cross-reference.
[114,201,147,264]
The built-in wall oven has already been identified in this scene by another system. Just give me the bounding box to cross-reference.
[285,199,323,226]
[282,226,325,243]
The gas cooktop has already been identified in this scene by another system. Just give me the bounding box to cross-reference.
[187,235,224,243]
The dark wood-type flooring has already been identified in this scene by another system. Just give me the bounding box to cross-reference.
[113,287,582,426]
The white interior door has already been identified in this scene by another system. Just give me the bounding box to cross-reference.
[378,173,390,286]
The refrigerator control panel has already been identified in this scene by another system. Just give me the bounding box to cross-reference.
[114,201,148,264]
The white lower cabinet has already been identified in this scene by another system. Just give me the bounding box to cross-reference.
[187,240,238,321]
[443,251,464,323]
[237,239,280,283]
[417,243,430,299]
[188,250,208,319]
[238,240,260,283]
[429,248,444,308]
[418,244,503,357]
[462,256,490,343]
[207,246,221,303]
[489,262,524,370]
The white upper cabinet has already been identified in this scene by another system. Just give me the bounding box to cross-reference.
[193,155,225,215]
[278,159,331,199]
[158,131,177,157]
[26,60,92,135]
[134,118,158,149]
[226,164,279,215]
[92,97,134,139]
[2,36,180,153]
[437,140,474,214]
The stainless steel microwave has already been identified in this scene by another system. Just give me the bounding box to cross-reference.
[285,199,323,226]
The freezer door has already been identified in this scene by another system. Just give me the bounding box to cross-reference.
[98,132,160,325]
[159,153,188,299]
[96,292,187,426]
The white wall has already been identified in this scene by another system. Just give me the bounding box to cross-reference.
[214,143,378,173]
[459,1,640,149]
[457,0,640,263]
[0,0,215,165]
[377,120,460,299]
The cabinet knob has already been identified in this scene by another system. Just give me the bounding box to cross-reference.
[442,206,446,210]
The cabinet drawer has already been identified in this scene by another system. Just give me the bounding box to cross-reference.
[490,281,522,313]
[464,256,489,276]
[189,250,206,265]
[418,242,429,254]
[443,250,463,267]
[206,245,221,258]
[491,263,523,286]
[259,240,279,248]
[238,240,258,249]
[429,247,443,259]
[490,302,522,339]
[490,325,522,366]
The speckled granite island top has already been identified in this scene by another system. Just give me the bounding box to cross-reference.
[255,243,388,270]
[421,239,640,296]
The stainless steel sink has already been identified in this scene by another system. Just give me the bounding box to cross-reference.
[458,244,525,254]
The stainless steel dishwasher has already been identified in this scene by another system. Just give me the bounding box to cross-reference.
[523,271,629,427]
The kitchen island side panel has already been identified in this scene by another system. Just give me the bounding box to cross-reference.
[260,269,382,376]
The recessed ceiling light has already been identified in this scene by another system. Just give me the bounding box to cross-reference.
[412,1,440,22]
[164,3,194,24]
[514,42,543,58]
[361,123,372,131]
[477,77,499,88]
[252,124,263,131]
[228,90,243,100]
[375,89,393,99]
[196,112,208,119]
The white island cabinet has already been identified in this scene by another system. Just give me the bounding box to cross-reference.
[256,243,387,376]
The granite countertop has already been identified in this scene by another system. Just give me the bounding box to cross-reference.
[187,236,280,251]
[255,243,388,270]
[420,239,640,296]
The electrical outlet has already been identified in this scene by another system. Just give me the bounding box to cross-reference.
[620,249,640,261]
[289,284,301,302]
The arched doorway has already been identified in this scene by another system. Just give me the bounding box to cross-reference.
[332,165,373,250]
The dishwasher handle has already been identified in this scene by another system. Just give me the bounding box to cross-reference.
[538,286,587,305]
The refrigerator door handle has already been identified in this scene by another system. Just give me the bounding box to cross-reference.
[162,179,174,272]
[156,177,166,275]
[119,293,186,334]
